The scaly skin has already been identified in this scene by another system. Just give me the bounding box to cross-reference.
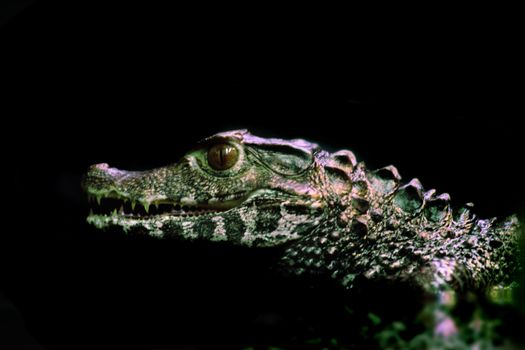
[83,129,521,297]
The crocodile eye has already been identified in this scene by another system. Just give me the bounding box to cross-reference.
[207,143,239,170]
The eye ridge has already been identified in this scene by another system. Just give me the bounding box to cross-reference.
[207,143,239,170]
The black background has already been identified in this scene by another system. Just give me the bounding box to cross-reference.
[2,2,524,349]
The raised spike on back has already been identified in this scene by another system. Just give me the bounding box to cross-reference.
[424,193,451,222]
[367,165,401,194]
[393,178,425,213]
[330,149,357,171]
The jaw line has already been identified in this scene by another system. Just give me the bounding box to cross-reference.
[86,189,312,230]
[86,198,249,234]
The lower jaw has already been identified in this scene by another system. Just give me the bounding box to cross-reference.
[88,210,221,223]
[86,209,242,238]
[87,213,177,233]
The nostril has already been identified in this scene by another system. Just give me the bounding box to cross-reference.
[88,163,110,172]
[93,163,109,170]
[86,163,129,186]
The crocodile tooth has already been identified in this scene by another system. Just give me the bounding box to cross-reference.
[143,202,150,213]
[131,201,136,211]
[154,201,159,209]
[119,205,124,214]
[96,195,102,205]
[89,209,94,216]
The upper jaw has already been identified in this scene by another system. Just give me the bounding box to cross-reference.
[86,189,249,218]
[85,187,312,222]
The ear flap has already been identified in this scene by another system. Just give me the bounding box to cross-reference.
[248,143,315,175]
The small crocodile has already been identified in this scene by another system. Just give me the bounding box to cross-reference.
[83,129,521,302]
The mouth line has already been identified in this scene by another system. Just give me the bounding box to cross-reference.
[87,192,247,218]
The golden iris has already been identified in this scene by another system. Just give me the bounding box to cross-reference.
[207,144,239,170]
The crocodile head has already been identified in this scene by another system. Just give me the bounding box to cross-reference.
[83,130,343,247]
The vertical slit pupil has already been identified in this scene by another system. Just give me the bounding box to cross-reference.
[220,148,225,164]
[208,143,238,170]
